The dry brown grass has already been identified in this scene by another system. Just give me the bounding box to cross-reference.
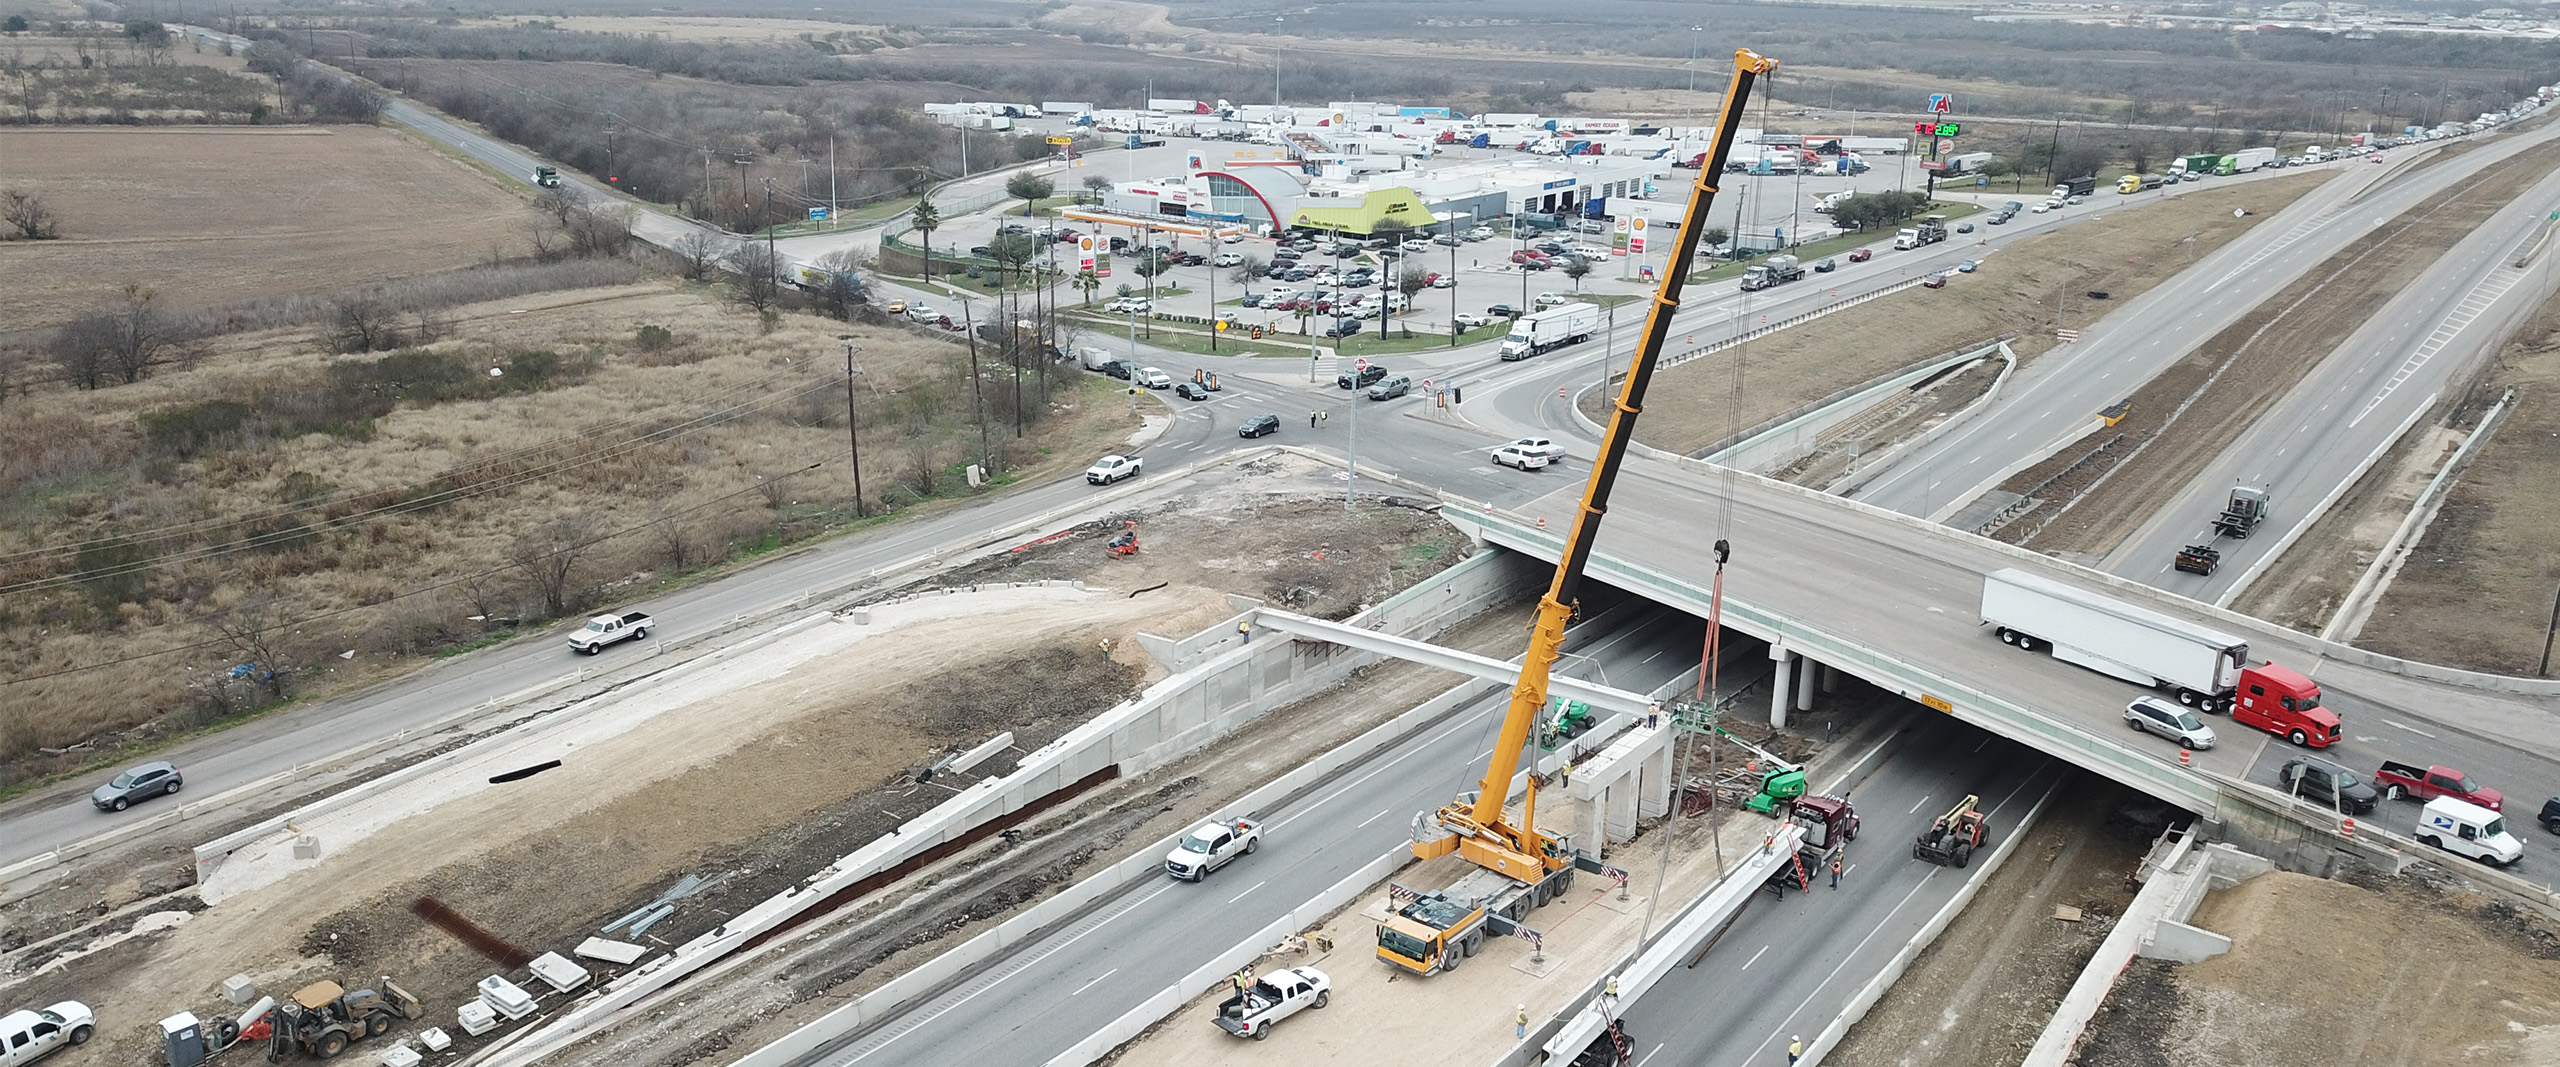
[1616,172,2332,456]
[0,125,533,333]
[0,281,1141,782]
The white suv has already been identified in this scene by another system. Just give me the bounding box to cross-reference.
[1492,445,1551,470]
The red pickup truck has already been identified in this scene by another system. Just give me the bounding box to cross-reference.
[2371,761,2503,811]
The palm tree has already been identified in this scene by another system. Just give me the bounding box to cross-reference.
[911,193,941,284]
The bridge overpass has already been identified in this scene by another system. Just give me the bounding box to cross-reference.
[1450,449,2560,872]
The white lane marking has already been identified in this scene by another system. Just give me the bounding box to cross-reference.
[1228,880,1267,904]
[2387,720,2439,739]
[1357,807,1393,828]
[1908,795,1932,814]
[2353,266,2524,426]
[1070,969,1118,996]
[1740,944,1771,971]
[1636,1044,1665,1067]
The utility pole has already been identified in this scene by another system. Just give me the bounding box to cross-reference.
[838,337,866,517]
[962,297,991,474]
[828,135,838,229]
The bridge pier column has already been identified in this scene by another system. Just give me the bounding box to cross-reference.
[1795,657,1817,714]
[1820,664,1838,695]
[1769,646,1795,729]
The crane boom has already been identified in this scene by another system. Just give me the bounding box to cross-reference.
[1418,49,1778,881]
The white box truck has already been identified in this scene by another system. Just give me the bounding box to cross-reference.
[1976,569,2325,724]
[1497,302,1599,361]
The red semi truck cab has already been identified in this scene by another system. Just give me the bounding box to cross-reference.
[2227,663,2336,747]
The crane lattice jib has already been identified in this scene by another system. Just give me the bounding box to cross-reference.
[1454,49,1779,842]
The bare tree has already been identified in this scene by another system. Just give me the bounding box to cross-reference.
[325,291,401,353]
[89,283,179,383]
[1081,173,1113,204]
[505,512,602,619]
[673,232,720,281]
[726,241,783,312]
[1,189,57,239]
[49,314,114,390]
[213,599,301,703]
[647,507,699,571]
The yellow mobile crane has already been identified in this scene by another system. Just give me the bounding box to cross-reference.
[1376,48,1779,976]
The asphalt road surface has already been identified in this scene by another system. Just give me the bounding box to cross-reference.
[1846,120,2560,522]
[785,607,1709,1067]
[1612,716,2060,1067]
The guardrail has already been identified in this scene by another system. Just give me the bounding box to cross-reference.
[1656,275,1931,376]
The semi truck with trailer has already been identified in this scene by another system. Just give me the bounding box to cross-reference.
[1978,569,2338,746]
[1497,302,1600,360]
[2215,147,2278,174]
[1739,254,1805,291]
[2053,175,2098,199]
[1892,215,1948,250]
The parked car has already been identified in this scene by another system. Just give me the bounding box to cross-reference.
[1212,966,1328,1041]
[1487,303,1525,318]
[1238,414,1281,438]
[1323,318,1365,338]
[1222,232,1246,243]
[91,761,180,812]
[1330,244,1359,258]
[1534,291,1570,308]
[1491,445,1551,470]
[1213,253,1245,267]
[1455,312,1493,329]
[1922,274,1947,288]
[1084,455,1142,484]
[1239,293,1264,308]
[1365,375,1412,400]
[1433,234,1464,247]
[1430,275,1455,288]
[1510,250,1550,266]
[1847,248,1873,262]
[1136,367,1174,389]
[1402,239,1432,253]
[1175,382,1211,401]
[1106,297,1150,314]
[1098,360,1133,380]
[2279,756,2379,814]
[2124,698,2216,749]
[1464,227,1495,241]
[1338,365,1388,389]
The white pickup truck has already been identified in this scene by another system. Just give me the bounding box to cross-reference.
[1213,967,1329,1040]
[1164,817,1261,880]
[0,1001,94,1067]
[567,611,652,654]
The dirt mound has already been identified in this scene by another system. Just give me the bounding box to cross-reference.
[2081,870,2560,1067]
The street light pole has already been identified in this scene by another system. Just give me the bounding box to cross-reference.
[837,336,866,517]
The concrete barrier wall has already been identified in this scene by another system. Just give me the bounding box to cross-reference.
[1042,846,1413,1067]
[1802,779,2054,1066]
[2020,841,2267,1067]
[1828,342,2018,497]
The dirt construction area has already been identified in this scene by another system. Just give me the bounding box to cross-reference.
[1612,173,2329,457]
[2299,282,2560,671]
[0,454,1472,1066]
[2072,867,2560,1067]
[1990,137,2560,556]
[0,126,531,332]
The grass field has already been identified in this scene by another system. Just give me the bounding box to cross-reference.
[0,125,533,333]
[0,281,1140,790]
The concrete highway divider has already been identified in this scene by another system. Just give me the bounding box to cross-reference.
[1041,846,1414,1067]
[719,671,1507,1067]
[1522,824,1808,1067]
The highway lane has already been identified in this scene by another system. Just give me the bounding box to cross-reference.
[1614,717,2060,1067]
[1846,123,2560,522]
[790,607,1710,1067]
[1500,457,2560,802]
[2105,163,2560,599]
